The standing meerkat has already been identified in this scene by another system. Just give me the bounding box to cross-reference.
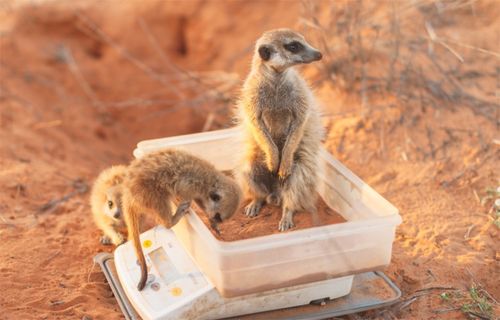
[237,28,325,231]
[90,165,128,246]
[123,149,242,291]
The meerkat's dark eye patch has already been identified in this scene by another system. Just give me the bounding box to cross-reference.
[284,41,304,54]
[258,45,272,61]
[209,192,221,202]
[107,200,113,209]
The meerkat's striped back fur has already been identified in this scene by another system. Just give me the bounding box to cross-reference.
[122,149,242,290]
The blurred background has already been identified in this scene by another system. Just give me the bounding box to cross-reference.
[0,1,498,319]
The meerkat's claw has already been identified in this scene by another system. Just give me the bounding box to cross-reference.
[278,175,290,186]
[278,217,295,231]
[278,162,295,184]
[113,234,126,246]
[210,220,221,235]
[279,209,295,231]
[266,153,280,173]
[245,200,263,217]
[266,163,277,174]
[100,235,113,245]
[278,162,291,179]
[177,201,191,215]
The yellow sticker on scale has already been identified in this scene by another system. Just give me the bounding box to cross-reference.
[171,287,183,296]
[142,240,152,248]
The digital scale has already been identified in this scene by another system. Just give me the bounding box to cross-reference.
[96,225,401,320]
[97,128,402,319]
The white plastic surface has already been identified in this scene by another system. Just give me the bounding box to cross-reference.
[114,226,213,320]
[134,128,402,297]
[114,226,353,320]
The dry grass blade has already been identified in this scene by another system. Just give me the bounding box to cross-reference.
[38,179,89,213]
[75,11,183,99]
[441,150,498,187]
[137,17,187,100]
[202,112,215,132]
[465,268,499,305]
[415,286,457,293]
[433,306,461,313]
[302,0,498,127]
[425,21,464,63]
[138,17,235,105]
[0,213,17,228]
[441,37,500,59]
[398,297,418,310]
[40,249,62,266]
[59,45,103,107]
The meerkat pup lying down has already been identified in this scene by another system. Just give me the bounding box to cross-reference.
[123,149,242,291]
[90,165,128,246]
[237,28,325,231]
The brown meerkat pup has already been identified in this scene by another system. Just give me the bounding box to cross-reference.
[123,149,242,291]
[237,28,325,231]
[90,165,128,246]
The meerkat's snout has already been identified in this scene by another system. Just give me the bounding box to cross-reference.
[105,186,123,221]
[211,213,223,224]
[300,47,322,64]
[113,209,121,219]
[205,176,243,223]
[309,49,323,62]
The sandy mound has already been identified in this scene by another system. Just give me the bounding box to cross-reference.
[196,197,346,241]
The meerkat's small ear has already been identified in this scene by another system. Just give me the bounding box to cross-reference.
[258,45,272,61]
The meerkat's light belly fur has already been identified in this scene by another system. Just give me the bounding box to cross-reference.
[238,71,324,219]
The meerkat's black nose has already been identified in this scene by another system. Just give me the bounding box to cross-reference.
[213,213,222,223]
[314,51,323,61]
[114,212,121,219]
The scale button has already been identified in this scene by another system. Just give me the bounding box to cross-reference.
[170,287,183,296]
[146,274,156,284]
[150,282,160,291]
[142,240,152,248]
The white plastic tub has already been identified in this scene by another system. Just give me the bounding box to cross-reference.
[133,128,401,297]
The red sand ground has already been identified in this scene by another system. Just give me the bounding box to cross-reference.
[196,197,346,241]
[0,1,498,319]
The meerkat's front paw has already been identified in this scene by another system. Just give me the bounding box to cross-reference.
[244,199,263,217]
[112,234,126,246]
[278,209,295,232]
[278,217,295,232]
[266,153,280,173]
[278,161,292,181]
[100,235,113,245]
[177,201,191,216]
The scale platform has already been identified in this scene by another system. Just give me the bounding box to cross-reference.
[95,228,401,320]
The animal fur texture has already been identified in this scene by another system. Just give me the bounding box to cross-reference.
[90,165,128,246]
[237,29,325,231]
[122,149,242,290]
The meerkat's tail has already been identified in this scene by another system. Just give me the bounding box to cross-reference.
[125,199,148,291]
